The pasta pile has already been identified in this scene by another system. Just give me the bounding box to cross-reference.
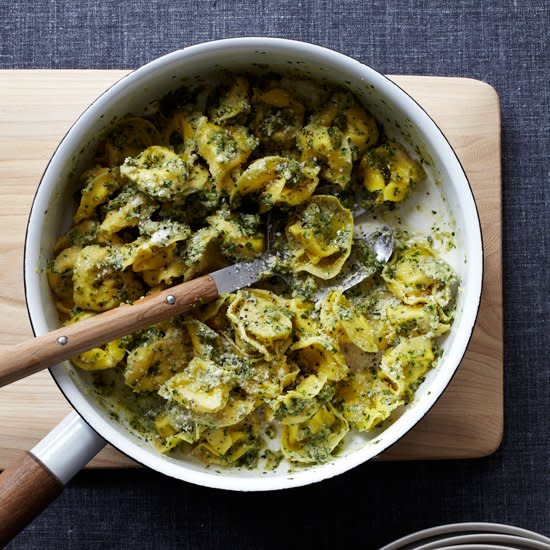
[47,74,458,467]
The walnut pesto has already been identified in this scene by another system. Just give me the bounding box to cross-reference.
[48,73,458,470]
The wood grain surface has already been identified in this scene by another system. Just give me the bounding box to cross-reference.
[0,71,502,467]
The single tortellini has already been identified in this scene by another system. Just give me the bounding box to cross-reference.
[161,108,203,154]
[193,417,261,466]
[206,209,264,261]
[179,162,212,197]
[196,397,257,430]
[298,124,353,189]
[382,244,457,309]
[155,398,255,454]
[359,141,425,205]
[156,321,241,415]
[47,246,82,313]
[112,219,191,273]
[285,297,318,338]
[252,87,305,148]
[141,259,188,288]
[286,195,353,279]
[281,404,349,464]
[209,76,251,125]
[240,356,299,404]
[153,412,203,453]
[314,92,379,159]
[99,185,157,237]
[182,226,226,280]
[74,167,123,223]
[120,145,193,201]
[385,303,450,339]
[126,135,210,198]
[290,335,348,382]
[72,245,143,311]
[298,92,378,188]
[274,374,330,425]
[196,117,258,191]
[132,243,174,273]
[66,311,126,371]
[227,289,294,360]
[100,116,162,167]
[337,367,403,432]
[378,335,435,400]
[125,320,191,392]
[159,357,233,414]
[230,156,319,212]
[319,289,388,353]
[184,320,249,377]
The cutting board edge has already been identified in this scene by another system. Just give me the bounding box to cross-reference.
[0,71,503,468]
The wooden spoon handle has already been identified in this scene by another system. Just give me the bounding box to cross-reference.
[0,451,63,546]
[0,274,219,388]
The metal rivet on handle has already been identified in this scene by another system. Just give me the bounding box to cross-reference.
[57,335,68,345]
[165,295,176,305]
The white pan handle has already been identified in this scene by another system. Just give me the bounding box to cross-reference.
[0,412,105,545]
[31,411,106,484]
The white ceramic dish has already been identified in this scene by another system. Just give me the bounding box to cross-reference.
[23,37,483,491]
[380,522,550,550]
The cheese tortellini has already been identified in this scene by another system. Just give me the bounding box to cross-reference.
[286,195,353,279]
[359,141,425,205]
[230,156,320,211]
[47,72,457,470]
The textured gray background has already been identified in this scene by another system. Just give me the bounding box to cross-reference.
[1,1,549,548]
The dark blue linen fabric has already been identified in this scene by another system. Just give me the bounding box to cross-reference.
[1,1,548,548]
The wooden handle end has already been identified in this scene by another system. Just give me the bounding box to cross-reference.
[0,452,63,545]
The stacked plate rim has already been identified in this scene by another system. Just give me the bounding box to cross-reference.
[379,522,550,550]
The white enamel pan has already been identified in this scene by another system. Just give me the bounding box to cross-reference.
[0,38,483,544]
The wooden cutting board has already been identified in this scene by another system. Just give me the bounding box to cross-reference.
[0,71,502,468]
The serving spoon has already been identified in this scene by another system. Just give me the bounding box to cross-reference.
[0,224,393,389]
